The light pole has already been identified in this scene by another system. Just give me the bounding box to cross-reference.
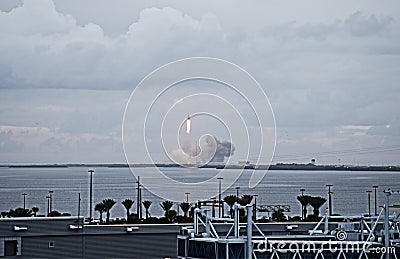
[22,193,27,210]
[49,191,53,213]
[217,177,223,218]
[300,188,305,220]
[366,190,372,217]
[373,185,379,216]
[136,176,142,219]
[326,184,333,216]
[88,169,94,221]
[46,195,51,216]
[235,187,240,201]
[185,192,190,203]
[253,195,258,221]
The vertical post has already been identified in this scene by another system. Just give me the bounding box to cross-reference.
[78,193,81,229]
[136,176,140,218]
[300,189,305,220]
[211,198,216,218]
[246,205,253,259]
[194,208,199,235]
[373,185,378,216]
[88,169,94,221]
[384,191,390,259]
[46,196,50,216]
[236,187,240,201]
[139,187,142,219]
[326,184,333,216]
[22,193,27,210]
[253,195,258,222]
[218,177,223,218]
[366,190,372,217]
[49,191,53,213]
[324,211,329,234]
[185,192,190,203]
[234,204,239,238]
[360,217,364,241]
[205,209,211,237]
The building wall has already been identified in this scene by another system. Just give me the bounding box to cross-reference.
[18,233,177,258]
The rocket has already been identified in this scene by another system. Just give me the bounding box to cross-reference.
[186,115,191,134]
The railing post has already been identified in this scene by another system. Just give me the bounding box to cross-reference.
[384,191,390,259]
[205,209,211,238]
[194,208,199,235]
[234,203,239,238]
[246,205,253,259]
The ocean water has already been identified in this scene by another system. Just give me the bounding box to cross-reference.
[0,167,399,219]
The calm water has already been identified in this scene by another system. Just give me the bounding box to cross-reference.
[0,167,399,219]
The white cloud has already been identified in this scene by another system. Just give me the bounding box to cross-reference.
[0,0,399,164]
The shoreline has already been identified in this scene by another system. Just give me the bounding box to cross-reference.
[2,163,399,171]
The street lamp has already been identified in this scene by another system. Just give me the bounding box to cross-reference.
[185,192,190,203]
[300,188,305,196]
[367,190,373,216]
[217,177,223,217]
[373,185,379,216]
[88,169,94,221]
[49,191,54,213]
[253,195,258,221]
[235,187,240,201]
[22,193,27,210]
[326,184,333,216]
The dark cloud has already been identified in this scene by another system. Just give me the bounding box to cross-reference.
[209,136,235,163]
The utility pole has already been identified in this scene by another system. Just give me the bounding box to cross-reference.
[300,189,305,220]
[46,196,51,216]
[185,192,190,203]
[326,184,333,216]
[373,185,379,216]
[235,187,240,201]
[253,195,258,221]
[217,177,223,217]
[136,176,141,219]
[366,190,372,217]
[77,193,81,229]
[88,169,94,221]
[49,191,54,213]
[22,193,27,210]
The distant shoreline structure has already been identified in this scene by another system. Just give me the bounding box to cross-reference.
[2,163,399,171]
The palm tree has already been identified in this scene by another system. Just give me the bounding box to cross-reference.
[309,196,327,217]
[238,195,253,206]
[297,195,311,220]
[160,200,174,217]
[272,209,286,222]
[142,200,152,219]
[102,199,116,223]
[8,208,33,217]
[1,211,8,218]
[95,202,106,223]
[179,202,192,217]
[31,207,39,217]
[122,199,134,223]
[224,195,237,218]
[166,210,177,223]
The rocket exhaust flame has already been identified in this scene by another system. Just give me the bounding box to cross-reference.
[186,116,191,134]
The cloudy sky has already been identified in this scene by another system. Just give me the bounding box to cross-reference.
[0,0,399,165]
